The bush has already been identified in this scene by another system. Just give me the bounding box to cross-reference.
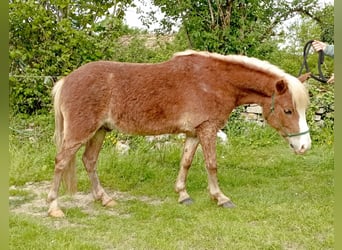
[9,76,54,115]
[306,79,334,145]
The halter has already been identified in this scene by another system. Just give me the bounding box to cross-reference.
[286,129,310,138]
[270,93,275,113]
[269,93,310,138]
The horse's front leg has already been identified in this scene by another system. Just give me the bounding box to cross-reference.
[175,136,199,204]
[197,123,235,208]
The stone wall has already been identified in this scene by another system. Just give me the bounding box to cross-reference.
[240,104,264,125]
[240,104,333,127]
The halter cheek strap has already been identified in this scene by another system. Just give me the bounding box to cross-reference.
[268,93,310,138]
[270,93,275,113]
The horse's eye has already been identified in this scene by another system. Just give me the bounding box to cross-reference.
[284,109,292,115]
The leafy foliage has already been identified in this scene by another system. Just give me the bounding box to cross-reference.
[151,0,333,57]
[9,0,133,114]
[306,79,334,145]
[9,0,334,123]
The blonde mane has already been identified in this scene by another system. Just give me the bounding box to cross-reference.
[173,50,309,110]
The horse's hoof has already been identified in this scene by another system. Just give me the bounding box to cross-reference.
[48,209,65,218]
[179,197,193,205]
[220,200,235,208]
[104,199,117,208]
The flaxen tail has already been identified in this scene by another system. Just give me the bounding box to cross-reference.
[52,78,77,194]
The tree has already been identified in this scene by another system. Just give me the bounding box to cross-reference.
[9,0,133,114]
[9,0,334,115]
[273,2,334,75]
[149,0,333,58]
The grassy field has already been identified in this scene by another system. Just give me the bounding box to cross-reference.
[9,114,334,249]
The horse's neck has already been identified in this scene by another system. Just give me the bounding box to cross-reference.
[231,72,276,107]
[236,91,271,107]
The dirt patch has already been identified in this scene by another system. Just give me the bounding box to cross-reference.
[9,181,168,228]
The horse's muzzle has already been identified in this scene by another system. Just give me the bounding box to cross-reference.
[290,141,311,154]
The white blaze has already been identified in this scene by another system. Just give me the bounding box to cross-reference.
[288,108,311,154]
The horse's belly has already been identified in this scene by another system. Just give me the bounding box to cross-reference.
[108,111,198,136]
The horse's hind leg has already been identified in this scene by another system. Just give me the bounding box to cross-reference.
[175,136,199,204]
[47,143,82,217]
[82,128,116,207]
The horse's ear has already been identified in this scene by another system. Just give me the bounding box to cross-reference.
[275,79,287,95]
[298,72,311,83]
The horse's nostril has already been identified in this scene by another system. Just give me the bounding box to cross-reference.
[290,144,294,149]
[300,144,307,153]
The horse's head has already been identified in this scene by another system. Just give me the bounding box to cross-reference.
[264,75,311,154]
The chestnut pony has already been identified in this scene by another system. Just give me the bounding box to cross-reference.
[47,50,311,217]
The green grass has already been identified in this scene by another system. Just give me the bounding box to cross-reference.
[9,114,334,249]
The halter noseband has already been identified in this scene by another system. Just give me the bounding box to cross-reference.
[285,129,310,138]
[268,93,310,138]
